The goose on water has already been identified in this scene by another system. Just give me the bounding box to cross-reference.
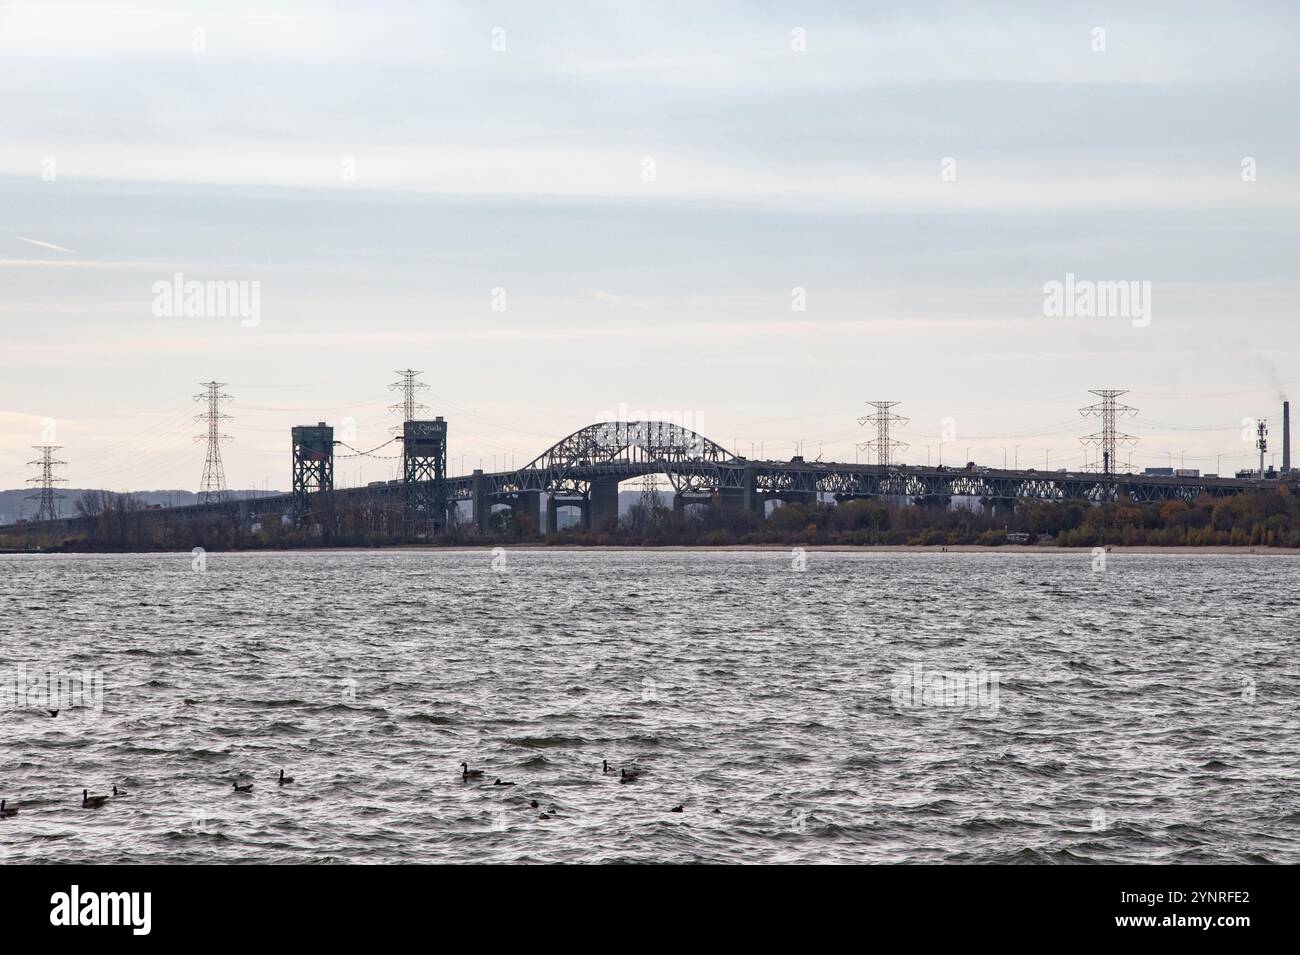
[81,789,109,808]
[112,785,128,797]
[602,759,613,774]
[493,778,515,787]
[620,768,639,784]
[0,799,16,818]
[233,781,253,793]
[460,762,484,780]
[278,770,294,785]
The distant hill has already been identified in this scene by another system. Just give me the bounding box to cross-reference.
[0,488,286,525]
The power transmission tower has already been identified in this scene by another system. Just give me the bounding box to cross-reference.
[26,446,67,521]
[388,369,429,434]
[194,381,233,503]
[639,471,663,509]
[1079,389,1137,476]
[857,401,909,467]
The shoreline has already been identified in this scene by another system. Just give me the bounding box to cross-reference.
[6,544,1299,556]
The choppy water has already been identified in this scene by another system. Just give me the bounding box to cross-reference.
[1,550,1297,864]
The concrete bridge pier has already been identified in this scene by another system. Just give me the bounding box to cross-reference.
[590,478,620,531]
[714,464,765,517]
[673,494,712,515]
[502,490,542,533]
[472,469,487,534]
[546,494,557,534]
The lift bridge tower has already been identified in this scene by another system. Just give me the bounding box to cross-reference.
[403,417,447,537]
[291,422,335,520]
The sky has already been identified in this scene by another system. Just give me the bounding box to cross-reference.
[1,0,1298,498]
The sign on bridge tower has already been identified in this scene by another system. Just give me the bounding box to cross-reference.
[403,417,448,536]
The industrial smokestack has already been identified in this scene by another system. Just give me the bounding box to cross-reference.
[1285,400,1291,472]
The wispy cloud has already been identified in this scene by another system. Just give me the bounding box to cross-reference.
[14,236,78,254]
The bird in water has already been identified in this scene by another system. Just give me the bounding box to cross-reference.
[620,768,639,784]
[602,759,613,774]
[112,785,128,797]
[233,781,253,793]
[47,709,59,718]
[0,799,17,818]
[81,789,109,808]
[461,762,484,780]
[493,778,515,787]
[670,805,684,813]
[530,800,540,808]
[278,770,294,785]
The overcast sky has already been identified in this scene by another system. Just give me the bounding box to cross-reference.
[2,0,1298,495]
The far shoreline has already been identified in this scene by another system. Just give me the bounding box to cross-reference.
[7,544,1299,556]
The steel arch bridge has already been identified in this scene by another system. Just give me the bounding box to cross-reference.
[5,419,1288,536]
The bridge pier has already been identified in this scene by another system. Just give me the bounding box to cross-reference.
[499,490,542,534]
[546,495,557,534]
[472,469,488,534]
[590,478,620,531]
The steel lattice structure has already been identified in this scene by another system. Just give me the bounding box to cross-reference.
[857,401,909,467]
[388,369,429,434]
[26,445,67,521]
[403,418,447,535]
[1079,389,1137,476]
[194,381,233,504]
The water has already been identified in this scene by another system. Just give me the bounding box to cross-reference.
[1,549,1297,864]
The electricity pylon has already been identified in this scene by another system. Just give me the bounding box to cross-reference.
[1079,389,1137,476]
[26,446,67,521]
[194,381,233,503]
[857,401,909,467]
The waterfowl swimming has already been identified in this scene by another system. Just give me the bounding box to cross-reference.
[47,709,59,717]
[530,800,540,808]
[670,805,684,813]
[233,781,253,793]
[493,778,515,787]
[0,799,16,818]
[278,770,294,785]
[460,762,484,780]
[81,789,109,808]
[619,768,639,784]
[112,785,128,797]
[602,759,613,774]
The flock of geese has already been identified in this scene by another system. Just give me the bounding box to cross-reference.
[461,759,687,817]
[0,769,295,818]
[2,762,690,822]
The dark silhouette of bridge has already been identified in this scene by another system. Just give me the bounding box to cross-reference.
[4,419,1290,536]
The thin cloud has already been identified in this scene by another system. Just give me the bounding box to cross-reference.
[14,236,78,254]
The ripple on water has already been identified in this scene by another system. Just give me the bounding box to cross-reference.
[0,550,1297,864]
